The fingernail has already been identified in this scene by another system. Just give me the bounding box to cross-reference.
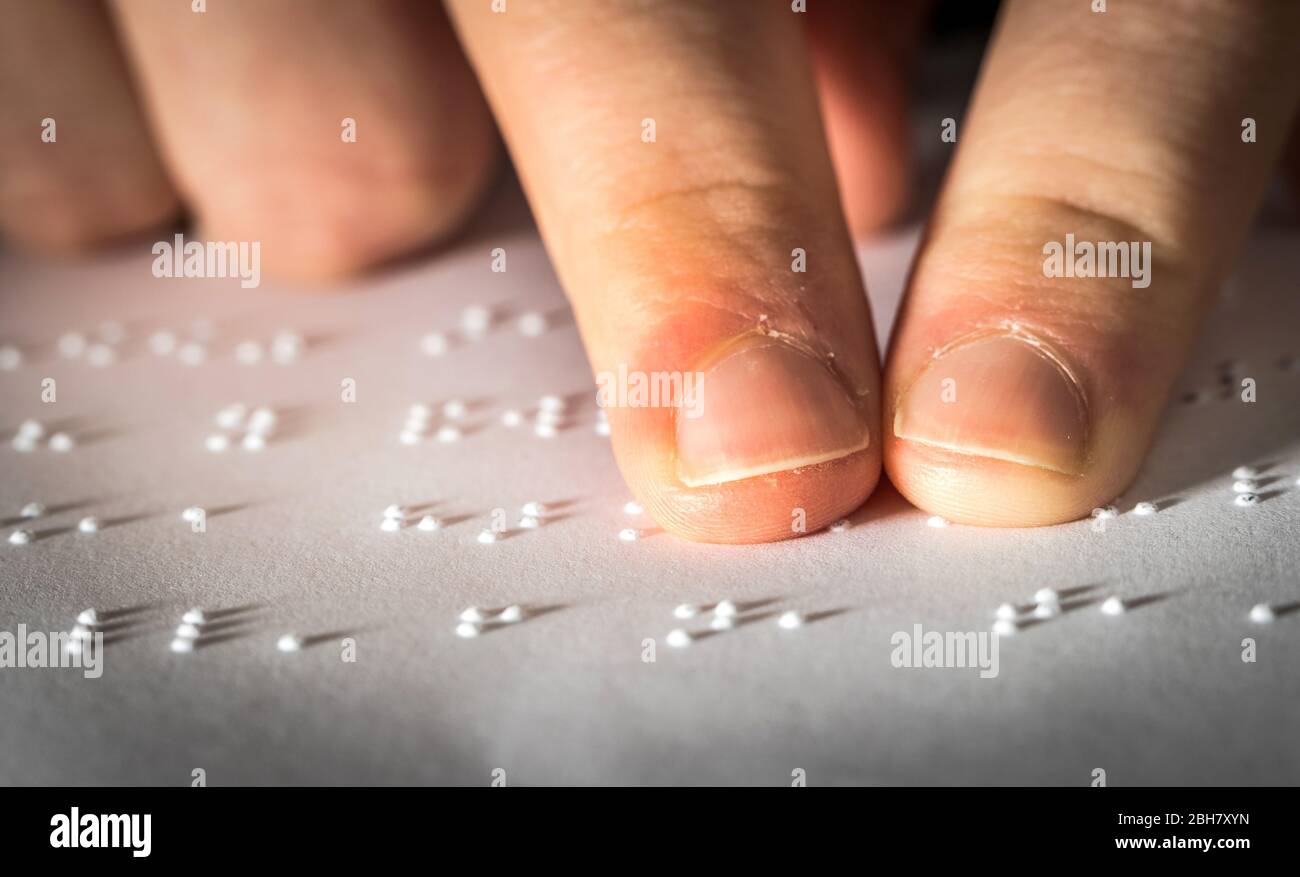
[675,334,869,487]
[893,332,1088,475]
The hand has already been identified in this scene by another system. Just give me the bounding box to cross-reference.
[3,0,1297,542]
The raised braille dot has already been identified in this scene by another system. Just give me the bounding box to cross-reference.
[714,600,737,619]
[181,507,204,522]
[383,504,405,519]
[181,608,206,625]
[1235,493,1260,507]
[498,605,524,623]
[461,306,492,336]
[0,345,21,370]
[1100,596,1126,616]
[1090,506,1118,520]
[234,340,264,365]
[672,603,698,620]
[246,407,276,435]
[215,403,247,430]
[416,515,442,532]
[148,330,177,356]
[455,622,481,639]
[777,611,803,630]
[57,332,87,359]
[1231,465,1260,480]
[169,638,194,653]
[518,515,540,529]
[501,409,523,427]
[436,425,462,443]
[994,603,1017,621]
[1132,501,1157,516]
[20,502,44,519]
[521,501,548,518]
[416,332,452,363]
[829,519,849,533]
[1249,603,1275,624]
[538,395,566,413]
[380,518,401,532]
[665,629,692,648]
[477,529,500,544]
[459,607,485,623]
[205,434,230,453]
[18,419,43,440]
[177,343,206,366]
[76,609,99,626]
[276,633,303,652]
[77,516,99,534]
[1033,587,1058,604]
[1033,601,1060,619]
[12,435,37,452]
[534,422,557,438]
[270,331,304,364]
[86,344,116,368]
[992,619,1018,637]
[8,529,34,545]
[926,515,949,528]
[45,432,73,452]
[1232,479,1257,493]
[624,501,643,515]
[594,420,611,436]
[517,312,547,337]
[617,528,639,542]
[442,399,468,420]
[710,615,735,631]
[398,429,422,446]
[175,623,202,640]
[241,433,266,452]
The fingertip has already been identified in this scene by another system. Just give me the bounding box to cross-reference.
[885,435,1132,528]
[605,331,880,544]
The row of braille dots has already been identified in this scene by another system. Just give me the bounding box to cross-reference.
[206,403,277,452]
[168,608,306,653]
[419,305,551,359]
[1227,464,1296,507]
[828,515,953,532]
[0,322,305,370]
[10,419,74,453]
[992,588,1112,636]
[1182,356,1300,404]
[992,588,1283,636]
[64,607,307,655]
[399,400,467,446]
[47,322,130,368]
[149,325,304,367]
[6,502,100,545]
[665,601,805,648]
[1090,501,1159,521]
[499,394,571,439]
